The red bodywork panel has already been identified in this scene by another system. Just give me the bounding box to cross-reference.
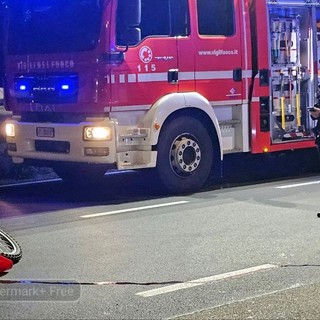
[108,0,249,108]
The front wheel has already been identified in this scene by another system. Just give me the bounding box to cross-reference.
[156,116,214,194]
[0,229,22,264]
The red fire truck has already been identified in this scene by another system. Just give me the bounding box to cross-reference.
[2,0,320,193]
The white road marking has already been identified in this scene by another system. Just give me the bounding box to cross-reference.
[275,180,320,189]
[169,283,302,319]
[80,201,189,219]
[136,264,278,298]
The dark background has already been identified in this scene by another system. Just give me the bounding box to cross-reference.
[0,2,4,87]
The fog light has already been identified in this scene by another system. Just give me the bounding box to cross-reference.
[5,124,15,137]
[84,147,109,156]
[84,127,112,141]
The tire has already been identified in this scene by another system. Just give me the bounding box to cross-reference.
[156,116,214,194]
[0,229,22,264]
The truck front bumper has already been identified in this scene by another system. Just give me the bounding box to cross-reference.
[5,117,117,165]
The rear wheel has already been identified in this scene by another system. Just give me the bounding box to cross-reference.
[156,116,214,194]
[0,229,22,264]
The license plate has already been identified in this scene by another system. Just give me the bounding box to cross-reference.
[36,127,55,138]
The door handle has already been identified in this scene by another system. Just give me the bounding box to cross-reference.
[233,68,242,82]
[168,69,179,84]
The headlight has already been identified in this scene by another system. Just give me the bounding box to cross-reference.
[5,123,15,137]
[83,126,112,141]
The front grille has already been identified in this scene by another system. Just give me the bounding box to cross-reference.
[35,140,70,153]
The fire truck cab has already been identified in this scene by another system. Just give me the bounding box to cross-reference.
[2,0,319,193]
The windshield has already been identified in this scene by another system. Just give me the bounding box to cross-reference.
[6,0,103,54]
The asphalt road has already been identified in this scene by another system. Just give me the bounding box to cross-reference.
[0,150,320,319]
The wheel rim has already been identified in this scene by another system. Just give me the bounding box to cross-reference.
[170,134,201,177]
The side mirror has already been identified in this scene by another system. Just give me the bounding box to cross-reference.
[118,27,141,47]
[103,28,141,64]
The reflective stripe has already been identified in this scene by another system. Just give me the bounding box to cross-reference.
[138,73,167,82]
[195,70,234,80]
[128,74,137,83]
[210,99,243,106]
[119,74,125,84]
[251,96,260,103]
[179,72,194,80]
[111,105,151,112]
[111,70,253,84]
[110,99,248,112]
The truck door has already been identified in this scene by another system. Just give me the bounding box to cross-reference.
[194,0,244,105]
[111,0,183,109]
[174,0,195,93]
